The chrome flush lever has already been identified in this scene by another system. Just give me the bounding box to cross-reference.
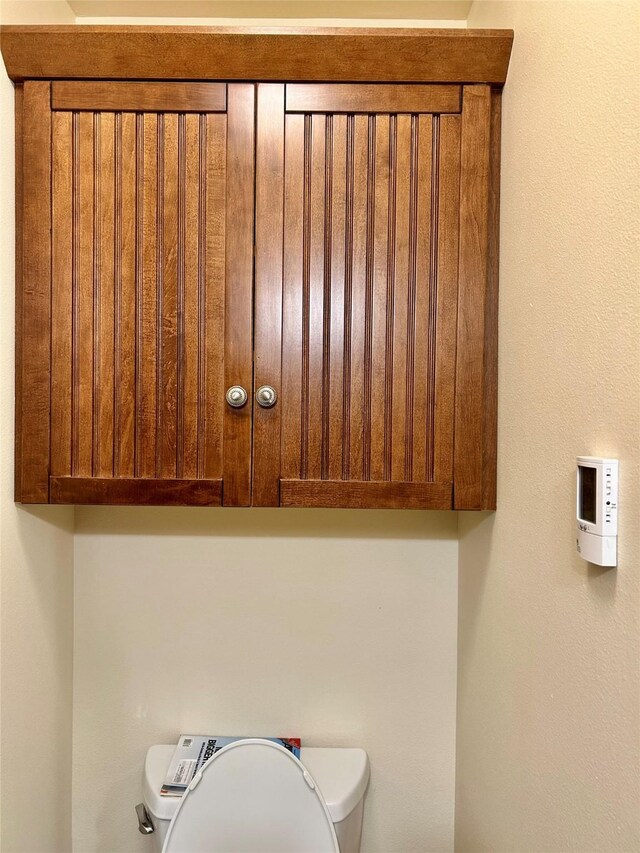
[135,803,155,835]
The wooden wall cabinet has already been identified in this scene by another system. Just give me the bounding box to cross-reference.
[2,27,512,510]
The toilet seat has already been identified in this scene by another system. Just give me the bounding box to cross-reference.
[162,739,340,853]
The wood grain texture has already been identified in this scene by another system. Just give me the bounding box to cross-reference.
[52,81,226,112]
[222,83,254,506]
[48,86,229,504]
[50,477,222,506]
[253,84,285,506]
[16,82,51,502]
[454,85,492,510]
[1,26,513,85]
[286,83,460,114]
[280,479,452,509]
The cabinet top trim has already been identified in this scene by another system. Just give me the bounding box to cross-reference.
[0,25,513,85]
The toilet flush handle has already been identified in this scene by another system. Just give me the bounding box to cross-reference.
[135,803,155,835]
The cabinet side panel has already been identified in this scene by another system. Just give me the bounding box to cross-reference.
[223,84,254,506]
[454,85,491,510]
[17,81,52,502]
[51,111,73,478]
[14,83,23,498]
[482,88,501,510]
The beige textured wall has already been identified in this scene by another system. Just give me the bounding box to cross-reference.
[456,2,640,851]
[68,0,471,20]
[0,2,76,851]
[73,509,458,853]
[76,15,466,26]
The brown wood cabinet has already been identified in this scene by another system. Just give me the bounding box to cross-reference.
[3,26,512,509]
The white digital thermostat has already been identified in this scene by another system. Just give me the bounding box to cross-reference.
[576,457,618,567]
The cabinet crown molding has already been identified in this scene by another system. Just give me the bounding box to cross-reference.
[0,25,513,84]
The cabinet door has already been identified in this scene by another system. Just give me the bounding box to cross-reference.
[253,84,462,508]
[18,81,255,505]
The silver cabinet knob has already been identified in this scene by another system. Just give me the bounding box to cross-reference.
[256,385,277,408]
[226,385,248,408]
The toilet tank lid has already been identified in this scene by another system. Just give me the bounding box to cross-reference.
[144,744,369,826]
[299,747,370,824]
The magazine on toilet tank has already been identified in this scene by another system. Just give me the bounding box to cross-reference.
[161,735,302,797]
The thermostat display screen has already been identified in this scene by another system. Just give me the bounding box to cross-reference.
[578,465,596,523]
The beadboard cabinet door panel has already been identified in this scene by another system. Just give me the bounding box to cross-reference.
[22,81,255,505]
[254,83,463,508]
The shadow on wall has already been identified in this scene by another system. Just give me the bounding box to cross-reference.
[456,511,494,662]
[11,504,74,641]
[16,503,74,533]
[71,506,458,540]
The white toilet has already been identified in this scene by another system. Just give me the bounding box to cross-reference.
[140,739,370,852]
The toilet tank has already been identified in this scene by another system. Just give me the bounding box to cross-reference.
[142,743,369,853]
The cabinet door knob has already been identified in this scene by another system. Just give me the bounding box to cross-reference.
[256,385,277,408]
[226,385,248,408]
